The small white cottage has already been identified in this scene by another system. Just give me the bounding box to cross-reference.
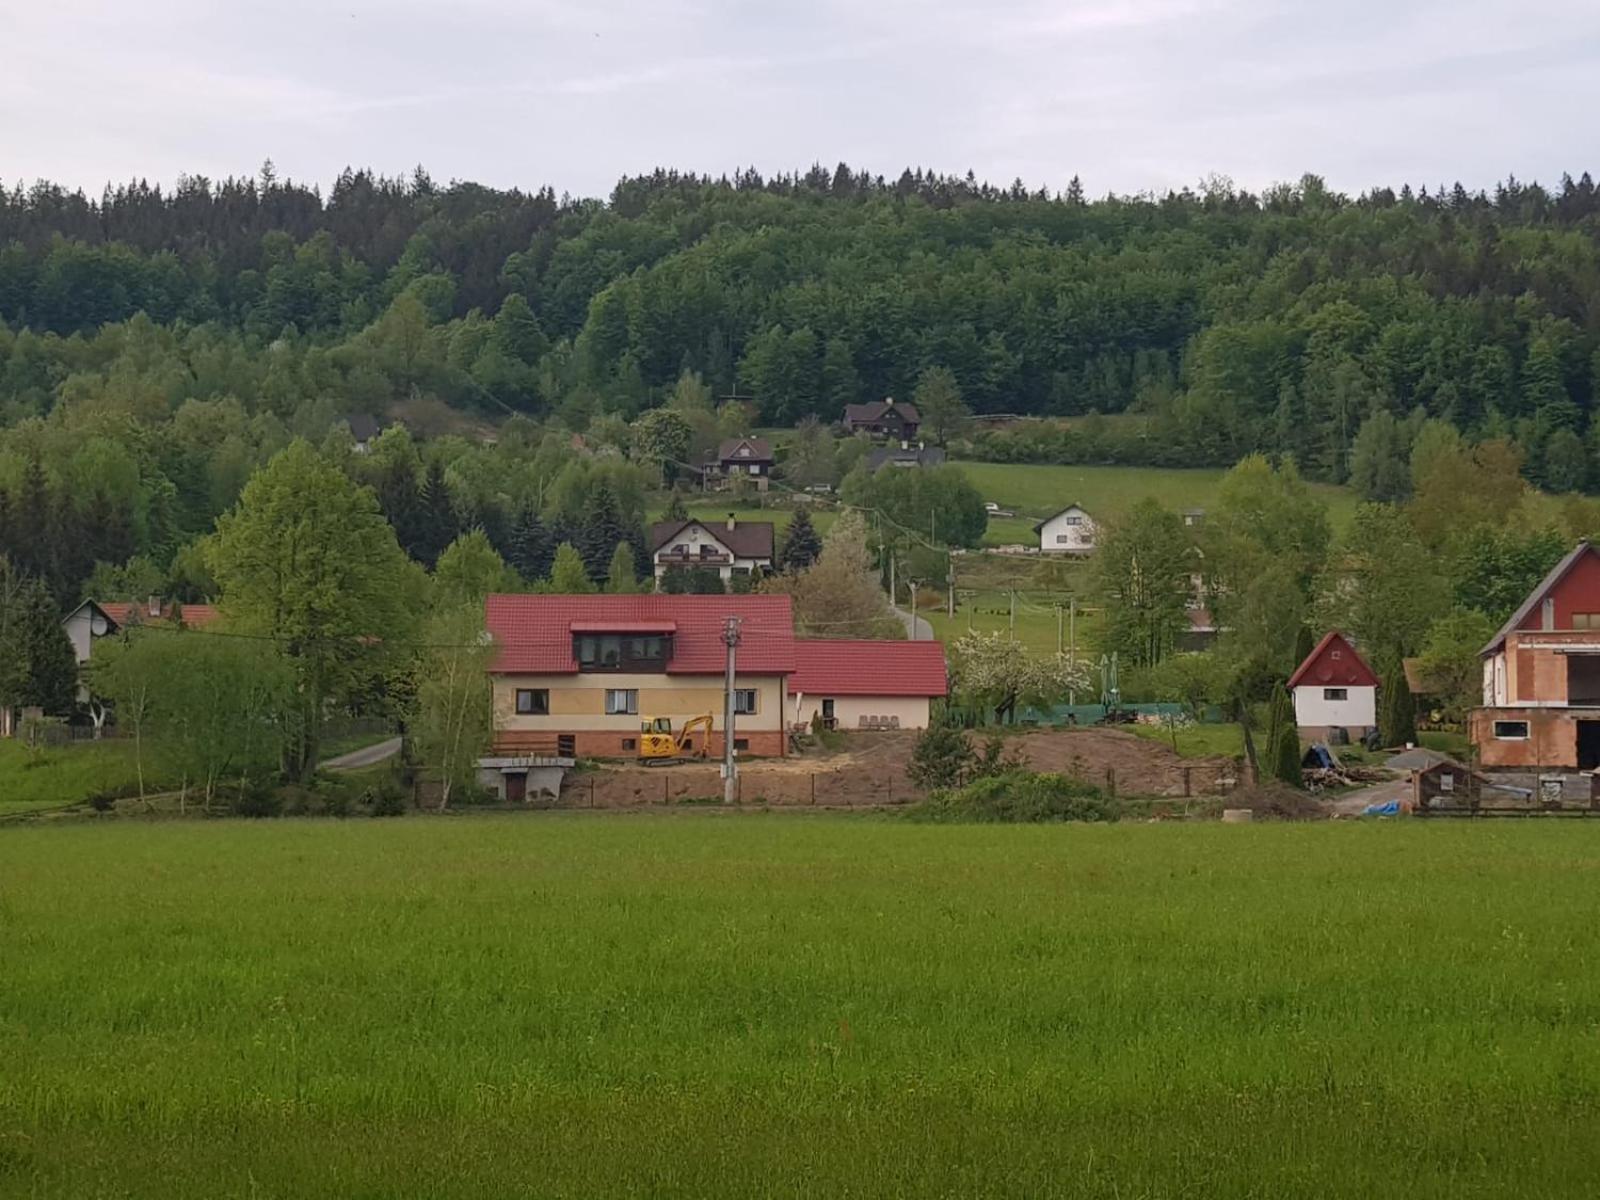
[1034,503,1096,554]
[1288,631,1379,738]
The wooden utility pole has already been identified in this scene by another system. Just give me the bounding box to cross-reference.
[722,616,741,805]
[908,581,920,637]
[946,558,956,618]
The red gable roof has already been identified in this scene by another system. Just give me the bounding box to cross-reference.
[1287,631,1378,690]
[98,602,220,629]
[1482,541,1600,655]
[486,594,796,675]
[787,639,948,697]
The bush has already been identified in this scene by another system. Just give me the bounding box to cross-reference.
[85,790,118,813]
[369,779,408,817]
[914,771,1120,823]
[907,723,976,789]
[233,782,284,819]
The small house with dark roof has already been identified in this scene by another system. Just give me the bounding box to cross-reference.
[842,399,920,441]
[342,413,388,454]
[1471,541,1600,770]
[649,515,775,585]
[701,437,774,492]
[1288,631,1379,738]
[1034,503,1096,554]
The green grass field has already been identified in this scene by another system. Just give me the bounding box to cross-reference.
[0,739,164,816]
[4,816,1600,1197]
[955,461,1360,534]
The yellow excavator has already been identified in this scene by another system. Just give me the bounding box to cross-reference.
[639,714,714,766]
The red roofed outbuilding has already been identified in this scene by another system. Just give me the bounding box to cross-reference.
[787,638,948,732]
[1288,631,1378,738]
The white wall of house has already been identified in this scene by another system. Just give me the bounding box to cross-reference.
[791,694,933,731]
[1484,654,1507,706]
[61,605,113,665]
[652,524,768,581]
[1038,507,1096,553]
[1292,684,1377,731]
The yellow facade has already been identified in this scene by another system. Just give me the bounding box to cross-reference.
[493,672,786,733]
[790,694,933,731]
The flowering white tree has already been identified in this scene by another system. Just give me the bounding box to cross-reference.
[950,632,1091,723]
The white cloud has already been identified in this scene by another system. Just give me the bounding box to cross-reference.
[1,0,1594,197]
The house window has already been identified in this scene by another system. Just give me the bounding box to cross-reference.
[733,738,750,752]
[821,698,835,720]
[1056,534,1071,544]
[1323,688,1347,701]
[1573,613,1600,630]
[621,738,637,751]
[605,689,638,715]
[557,735,576,757]
[575,635,670,672]
[1063,516,1083,526]
[515,689,549,715]
[733,689,758,715]
[1493,720,1529,740]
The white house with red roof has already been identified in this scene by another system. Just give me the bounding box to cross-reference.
[787,639,948,732]
[1288,631,1379,738]
[60,598,222,702]
[483,594,797,768]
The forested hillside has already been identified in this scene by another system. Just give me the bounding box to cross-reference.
[1,162,1598,607]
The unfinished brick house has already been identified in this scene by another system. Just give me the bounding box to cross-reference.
[1472,541,1600,771]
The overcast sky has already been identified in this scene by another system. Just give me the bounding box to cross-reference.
[3,0,1597,200]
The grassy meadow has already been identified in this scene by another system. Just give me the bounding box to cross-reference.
[954,461,1361,535]
[0,739,164,816]
[4,816,1600,1197]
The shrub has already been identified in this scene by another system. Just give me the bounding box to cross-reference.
[369,779,408,817]
[914,771,1120,823]
[907,723,975,789]
[233,783,284,819]
[85,791,118,813]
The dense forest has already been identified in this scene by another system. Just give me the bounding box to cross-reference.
[1,161,1599,607]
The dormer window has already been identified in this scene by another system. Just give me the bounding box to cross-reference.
[573,632,673,672]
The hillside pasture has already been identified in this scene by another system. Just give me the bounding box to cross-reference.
[4,817,1599,1197]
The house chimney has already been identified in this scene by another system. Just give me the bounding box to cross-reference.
[147,595,161,619]
[727,513,736,532]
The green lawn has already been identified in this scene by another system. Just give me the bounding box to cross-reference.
[1129,720,1246,758]
[955,461,1361,533]
[4,817,1600,1196]
[0,739,165,815]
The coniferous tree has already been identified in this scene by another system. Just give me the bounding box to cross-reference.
[15,575,78,714]
[1292,626,1316,672]
[508,506,555,583]
[416,459,458,567]
[578,482,628,581]
[1379,661,1417,748]
[1272,719,1303,788]
[781,507,823,573]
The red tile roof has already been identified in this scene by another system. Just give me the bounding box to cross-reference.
[486,594,797,675]
[98,601,220,629]
[787,639,948,697]
[1287,631,1378,689]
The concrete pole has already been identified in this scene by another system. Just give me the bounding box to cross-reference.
[947,558,955,619]
[908,582,920,637]
[1069,598,1078,706]
[722,616,741,805]
[1009,590,1016,641]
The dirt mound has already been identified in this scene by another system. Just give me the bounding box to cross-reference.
[575,727,1236,808]
[1221,781,1328,820]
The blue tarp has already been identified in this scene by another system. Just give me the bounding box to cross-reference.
[1362,800,1402,817]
